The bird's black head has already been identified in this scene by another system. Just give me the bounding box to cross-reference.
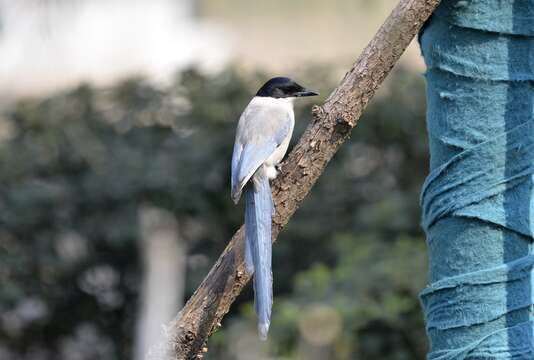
[256,77,319,99]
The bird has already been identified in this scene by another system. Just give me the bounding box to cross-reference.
[230,77,318,340]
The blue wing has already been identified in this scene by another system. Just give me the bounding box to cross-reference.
[231,142,276,203]
[230,102,291,203]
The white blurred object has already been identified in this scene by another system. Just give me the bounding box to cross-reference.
[0,0,231,98]
[297,304,342,360]
[55,230,89,264]
[137,205,186,360]
[59,323,116,360]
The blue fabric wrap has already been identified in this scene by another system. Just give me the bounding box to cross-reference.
[419,1,534,359]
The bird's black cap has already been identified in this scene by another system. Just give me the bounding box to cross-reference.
[256,77,319,99]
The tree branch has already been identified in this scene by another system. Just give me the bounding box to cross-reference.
[169,0,440,358]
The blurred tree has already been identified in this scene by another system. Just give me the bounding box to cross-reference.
[0,66,428,359]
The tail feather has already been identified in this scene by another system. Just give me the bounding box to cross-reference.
[244,171,273,340]
[244,227,254,275]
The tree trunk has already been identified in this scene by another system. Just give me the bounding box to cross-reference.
[135,206,186,360]
[419,1,534,358]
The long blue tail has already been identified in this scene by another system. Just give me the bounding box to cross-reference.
[244,171,273,340]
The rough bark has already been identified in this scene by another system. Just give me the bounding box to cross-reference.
[169,0,440,358]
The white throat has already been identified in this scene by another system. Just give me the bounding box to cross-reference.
[250,96,295,109]
[280,97,296,105]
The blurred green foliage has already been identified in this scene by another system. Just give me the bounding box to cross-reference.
[0,66,429,359]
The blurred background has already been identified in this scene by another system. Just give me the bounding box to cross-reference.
[0,0,429,359]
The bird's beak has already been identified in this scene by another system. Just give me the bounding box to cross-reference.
[295,89,319,97]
